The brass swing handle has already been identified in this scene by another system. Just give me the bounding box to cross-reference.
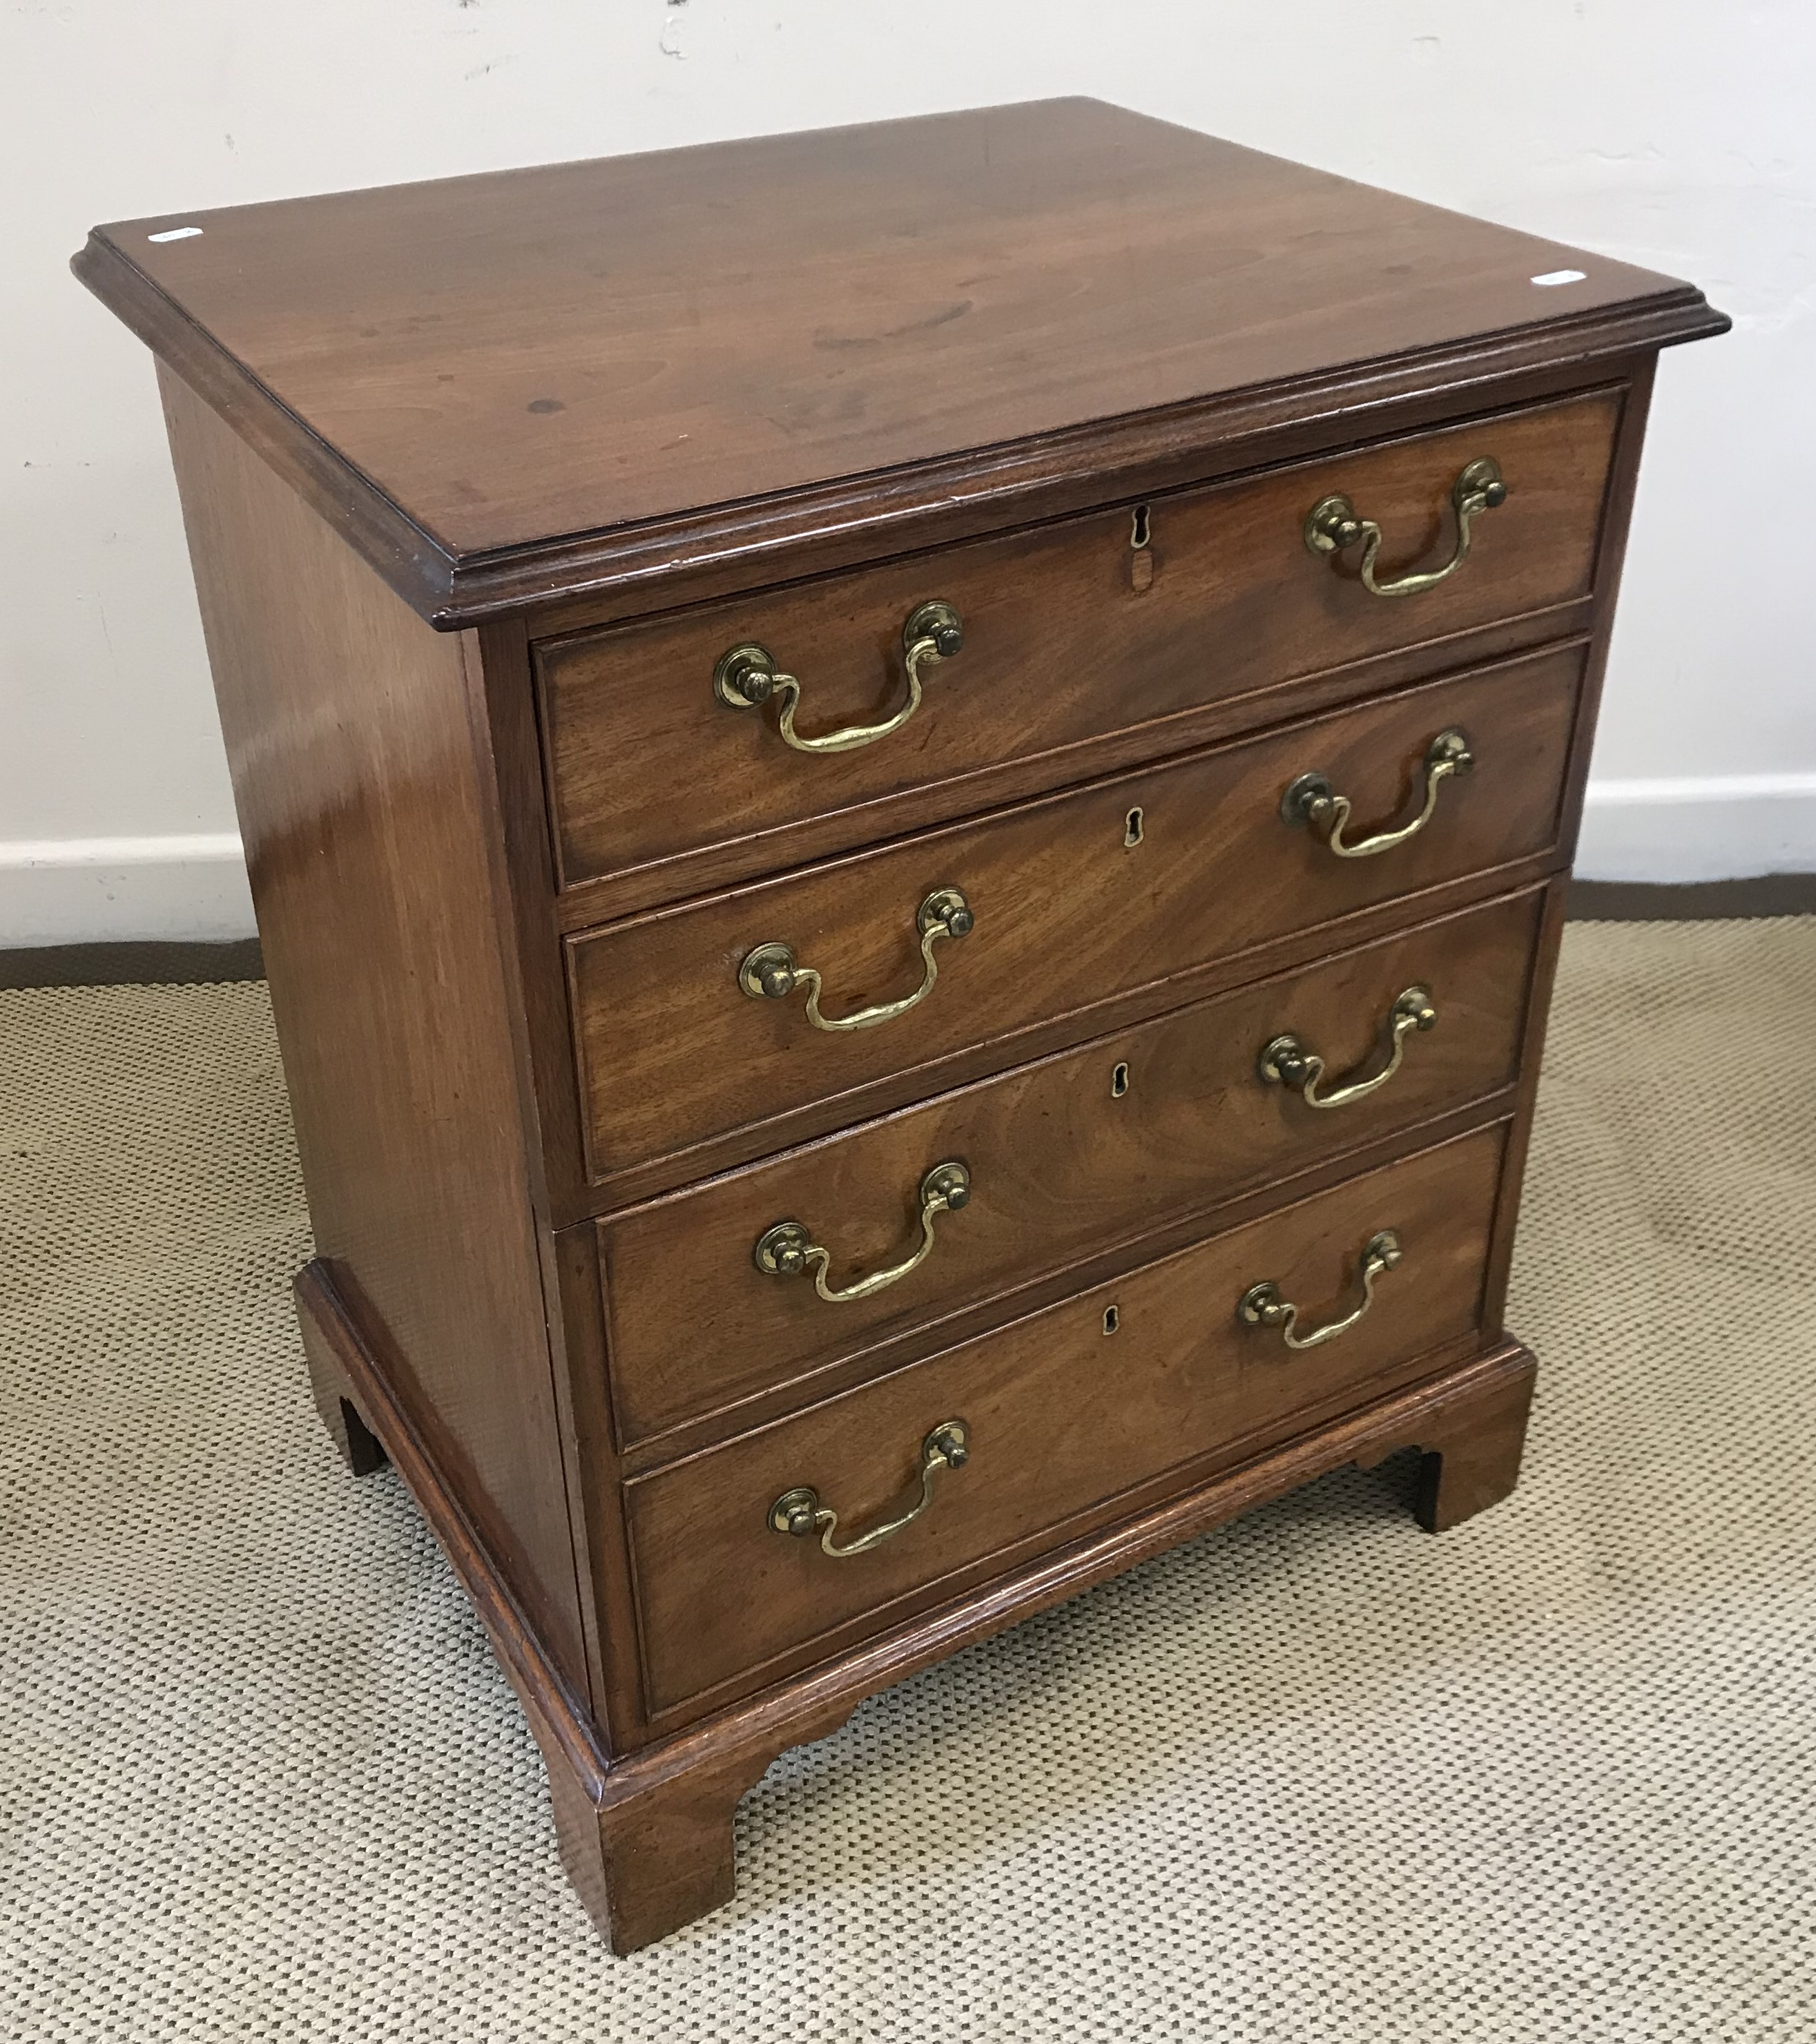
[714,601,964,753]
[1304,457,1508,599]
[739,887,974,1032]
[770,1420,970,1558]
[1259,986,1438,1110]
[1239,1230,1403,1351]
[1281,729,1474,858]
[755,1161,970,1304]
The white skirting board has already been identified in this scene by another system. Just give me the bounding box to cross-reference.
[1576,775,1816,885]
[3,780,1815,944]
[0,836,255,945]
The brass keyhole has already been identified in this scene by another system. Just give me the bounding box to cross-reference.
[1128,505,1154,592]
[1124,807,1144,847]
[1111,1061,1130,1097]
[1103,1304,1121,1335]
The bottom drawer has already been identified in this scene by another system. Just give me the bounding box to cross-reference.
[625,1121,1509,1715]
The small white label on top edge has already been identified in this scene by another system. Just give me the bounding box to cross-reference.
[148,226,204,243]
[1532,268,1587,287]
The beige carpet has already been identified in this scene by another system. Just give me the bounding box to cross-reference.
[3,918,1814,2041]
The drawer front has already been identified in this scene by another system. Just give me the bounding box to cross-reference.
[570,645,1582,1184]
[601,887,1545,1446]
[626,1123,1508,1715]
[539,388,1618,895]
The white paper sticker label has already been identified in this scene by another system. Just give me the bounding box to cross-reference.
[148,226,204,243]
[1531,269,1587,287]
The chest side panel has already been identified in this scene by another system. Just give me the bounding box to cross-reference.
[157,369,590,1695]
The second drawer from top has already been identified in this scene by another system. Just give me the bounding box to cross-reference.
[567,643,1584,1189]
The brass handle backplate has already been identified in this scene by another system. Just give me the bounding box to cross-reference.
[1260,986,1438,1109]
[1304,457,1508,599]
[755,1161,970,1304]
[1238,1230,1403,1351]
[769,1419,970,1558]
[739,887,973,1032]
[1281,729,1474,858]
[715,600,964,753]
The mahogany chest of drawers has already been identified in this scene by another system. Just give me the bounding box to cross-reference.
[77,99,1725,1950]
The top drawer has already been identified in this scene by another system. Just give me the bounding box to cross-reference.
[538,388,1621,897]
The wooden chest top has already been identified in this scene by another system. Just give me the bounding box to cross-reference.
[74,98,1721,626]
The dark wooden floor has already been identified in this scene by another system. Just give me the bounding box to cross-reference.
[1,937,266,989]
[1565,874,1816,922]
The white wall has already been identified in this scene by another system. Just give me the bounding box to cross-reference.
[5,1,1811,941]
